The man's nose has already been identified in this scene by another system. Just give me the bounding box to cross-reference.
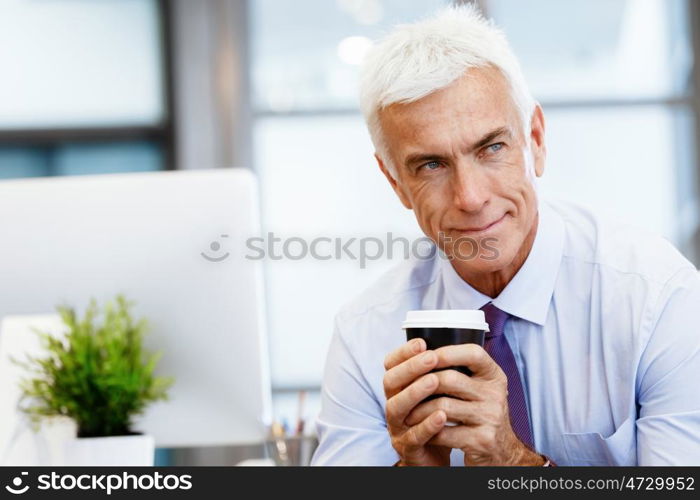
[452,162,490,213]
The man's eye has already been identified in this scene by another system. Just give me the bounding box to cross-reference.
[420,161,442,171]
[487,142,504,153]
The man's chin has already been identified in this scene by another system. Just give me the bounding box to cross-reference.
[442,237,513,269]
[448,255,510,276]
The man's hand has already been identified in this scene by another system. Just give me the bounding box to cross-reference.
[383,338,451,466]
[404,343,544,466]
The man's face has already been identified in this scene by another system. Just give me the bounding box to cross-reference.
[376,67,546,276]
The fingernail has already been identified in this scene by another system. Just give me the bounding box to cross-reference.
[422,351,436,365]
[423,374,436,388]
[432,412,445,425]
[411,339,422,353]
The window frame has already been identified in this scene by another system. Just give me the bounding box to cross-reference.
[0,0,177,172]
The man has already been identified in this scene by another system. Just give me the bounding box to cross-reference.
[311,6,700,466]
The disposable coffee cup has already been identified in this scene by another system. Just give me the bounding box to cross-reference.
[402,310,489,411]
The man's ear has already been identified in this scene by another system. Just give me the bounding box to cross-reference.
[529,104,546,177]
[375,153,413,209]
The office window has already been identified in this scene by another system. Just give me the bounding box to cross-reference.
[255,115,420,385]
[251,0,448,112]
[541,106,684,240]
[0,149,48,179]
[251,0,699,389]
[486,0,696,245]
[0,0,164,129]
[486,0,691,101]
[0,0,170,179]
[0,142,164,179]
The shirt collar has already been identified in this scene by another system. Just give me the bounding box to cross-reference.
[439,200,565,326]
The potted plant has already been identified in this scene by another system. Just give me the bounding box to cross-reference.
[13,295,173,466]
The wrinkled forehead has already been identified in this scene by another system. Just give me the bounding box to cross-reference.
[377,67,523,153]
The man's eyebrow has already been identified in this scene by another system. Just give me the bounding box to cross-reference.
[403,153,446,168]
[402,126,512,168]
[470,126,511,151]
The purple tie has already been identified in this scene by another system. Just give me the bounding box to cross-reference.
[480,303,534,448]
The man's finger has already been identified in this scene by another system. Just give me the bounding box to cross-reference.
[434,344,501,379]
[405,396,484,427]
[386,373,438,428]
[428,424,473,449]
[383,349,438,397]
[431,368,483,401]
[384,338,426,371]
[403,410,447,449]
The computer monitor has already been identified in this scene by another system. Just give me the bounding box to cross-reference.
[0,169,272,449]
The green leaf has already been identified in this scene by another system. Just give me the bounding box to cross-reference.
[13,294,173,437]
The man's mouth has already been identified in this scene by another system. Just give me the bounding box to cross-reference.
[453,214,507,235]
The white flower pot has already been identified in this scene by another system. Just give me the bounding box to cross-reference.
[62,434,155,466]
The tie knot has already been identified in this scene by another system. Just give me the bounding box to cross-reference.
[480,303,510,338]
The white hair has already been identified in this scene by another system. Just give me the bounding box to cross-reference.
[359,4,535,173]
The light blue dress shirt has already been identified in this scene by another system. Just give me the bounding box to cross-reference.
[311,199,700,466]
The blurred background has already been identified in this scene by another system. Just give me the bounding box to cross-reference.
[1,0,699,464]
